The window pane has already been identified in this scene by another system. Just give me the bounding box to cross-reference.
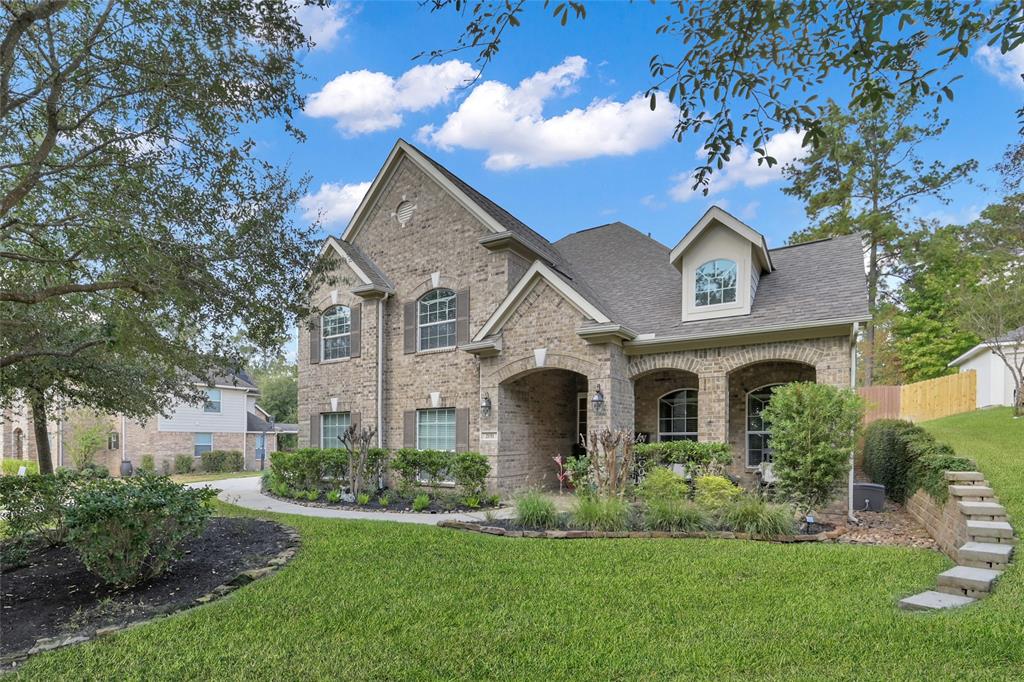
[321,412,351,449]
[322,306,351,360]
[418,290,457,351]
[323,335,351,360]
[658,389,698,441]
[694,259,738,307]
[204,388,221,413]
[194,433,212,457]
[416,408,456,451]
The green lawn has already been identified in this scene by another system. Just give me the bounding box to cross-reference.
[169,471,263,484]
[12,410,1024,680]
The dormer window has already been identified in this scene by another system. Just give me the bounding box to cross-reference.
[695,259,737,307]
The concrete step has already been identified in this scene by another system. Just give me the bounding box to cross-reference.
[936,565,1002,595]
[959,501,1009,521]
[967,520,1017,545]
[944,471,987,483]
[948,485,995,500]
[958,541,1014,568]
[899,590,976,611]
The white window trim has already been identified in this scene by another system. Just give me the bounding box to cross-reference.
[657,388,699,441]
[417,289,457,352]
[204,388,221,413]
[320,412,351,449]
[321,305,352,362]
[415,408,456,484]
[745,383,782,468]
[694,259,738,308]
[576,392,588,445]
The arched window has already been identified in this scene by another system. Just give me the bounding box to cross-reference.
[695,259,737,306]
[747,384,782,467]
[418,288,457,351]
[13,428,23,459]
[321,305,351,360]
[658,389,698,442]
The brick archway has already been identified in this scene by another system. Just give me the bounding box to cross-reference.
[628,353,704,379]
[489,353,598,386]
[720,343,826,375]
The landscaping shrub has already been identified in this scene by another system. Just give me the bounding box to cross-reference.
[305,489,320,502]
[514,490,558,529]
[78,462,110,478]
[565,455,591,494]
[174,454,194,474]
[571,495,633,532]
[760,382,864,514]
[65,476,217,587]
[326,490,342,503]
[721,497,795,536]
[0,470,82,545]
[645,499,710,532]
[391,448,451,489]
[636,467,689,502]
[412,492,430,512]
[138,455,157,475]
[862,419,960,503]
[377,492,392,506]
[634,440,732,476]
[200,450,244,473]
[909,453,976,503]
[450,452,490,496]
[269,448,347,490]
[694,475,742,512]
[356,492,370,505]
[2,460,38,476]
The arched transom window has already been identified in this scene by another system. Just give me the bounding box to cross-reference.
[658,389,698,441]
[321,305,351,360]
[695,259,737,307]
[418,288,457,351]
[747,384,782,467]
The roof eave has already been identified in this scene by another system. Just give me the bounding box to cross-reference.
[460,336,502,357]
[478,232,551,263]
[576,323,638,345]
[623,316,869,354]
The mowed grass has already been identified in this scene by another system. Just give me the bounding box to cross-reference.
[169,471,262,484]
[13,410,1024,680]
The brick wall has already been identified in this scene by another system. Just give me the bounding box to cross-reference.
[633,370,699,440]
[906,489,966,560]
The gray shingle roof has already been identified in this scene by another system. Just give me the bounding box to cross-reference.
[992,325,1024,344]
[554,224,869,337]
[246,412,299,433]
[337,239,394,290]
[204,370,257,391]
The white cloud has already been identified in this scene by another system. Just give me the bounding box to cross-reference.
[669,129,807,202]
[975,45,1024,90]
[305,60,476,135]
[418,56,675,170]
[296,2,347,51]
[300,181,371,227]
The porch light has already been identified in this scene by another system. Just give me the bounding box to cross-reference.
[480,393,492,416]
[591,384,605,413]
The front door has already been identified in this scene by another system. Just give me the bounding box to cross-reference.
[255,434,266,465]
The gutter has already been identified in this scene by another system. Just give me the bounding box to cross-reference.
[849,322,859,524]
[377,292,388,449]
[622,315,872,352]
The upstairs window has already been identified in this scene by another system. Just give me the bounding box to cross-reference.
[322,305,351,360]
[695,259,737,307]
[418,289,457,351]
[204,388,221,413]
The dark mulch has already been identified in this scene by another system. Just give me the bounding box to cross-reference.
[264,487,501,514]
[478,516,837,535]
[1,517,292,657]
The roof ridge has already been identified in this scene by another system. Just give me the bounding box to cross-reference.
[769,233,857,252]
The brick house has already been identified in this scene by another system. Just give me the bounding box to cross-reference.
[299,140,869,515]
[1,371,297,474]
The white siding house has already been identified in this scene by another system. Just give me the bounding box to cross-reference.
[948,328,1024,409]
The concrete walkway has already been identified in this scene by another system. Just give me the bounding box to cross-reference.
[189,475,513,526]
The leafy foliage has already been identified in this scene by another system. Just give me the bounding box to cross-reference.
[138,455,156,476]
[721,498,796,536]
[693,476,742,512]
[65,477,216,587]
[450,452,490,496]
[200,450,244,473]
[760,383,864,514]
[636,467,689,503]
[514,490,558,529]
[174,454,194,475]
[634,440,731,477]
[909,453,976,504]
[0,470,81,545]
[269,447,388,493]
[412,493,431,512]
[390,449,490,494]
[67,414,110,471]
[863,419,965,503]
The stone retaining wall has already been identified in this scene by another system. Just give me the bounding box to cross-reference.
[905,488,968,560]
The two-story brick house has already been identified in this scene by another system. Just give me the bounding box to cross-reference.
[299,140,869,517]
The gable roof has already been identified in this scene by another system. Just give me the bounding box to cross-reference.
[322,237,394,293]
[668,205,773,272]
[948,324,1024,367]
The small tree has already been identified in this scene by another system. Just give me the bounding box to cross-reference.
[68,414,110,471]
[581,428,638,497]
[341,424,378,499]
[760,383,864,516]
[957,279,1024,417]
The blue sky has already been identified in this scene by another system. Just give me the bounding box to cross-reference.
[262,2,1023,251]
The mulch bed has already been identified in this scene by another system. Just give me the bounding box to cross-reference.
[263,488,502,515]
[838,502,938,550]
[1,517,296,665]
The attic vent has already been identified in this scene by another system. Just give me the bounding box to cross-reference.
[396,201,416,225]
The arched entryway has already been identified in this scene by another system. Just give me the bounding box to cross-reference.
[726,360,815,485]
[497,368,589,490]
[632,369,699,444]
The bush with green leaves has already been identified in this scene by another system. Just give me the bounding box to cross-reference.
[565,455,591,494]
[391,448,451,489]
[174,454,194,475]
[514,490,558,529]
[138,455,157,475]
[326,490,342,503]
[377,492,392,507]
[636,467,689,502]
[0,470,82,545]
[694,475,742,512]
[412,492,431,512]
[760,382,864,514]
[862,419,960,503]
[909,453,976,503]
[200,449,244,473]
[721,497,795,536]
[65,477,217,587]
[2,459,39,476]
[270,447,388,492]
[645,499,710,532]
[450,452,490,495]
[571,495,633,532]
[634,440,732,476]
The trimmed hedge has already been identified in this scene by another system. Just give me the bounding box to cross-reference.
[200,450,244,473]
[862,419,970,503]
[391,449,490,494]
[633,440,731,473]
[269,447,388,491]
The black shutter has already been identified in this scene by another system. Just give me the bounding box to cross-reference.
[309,412,320,449]
[403,410,416,448]
[456,289,470,345]
[455,407,469,452]
[403,301,416,354]
[309,316,320,364]
[350,304,361,358]
[350,411,361,429]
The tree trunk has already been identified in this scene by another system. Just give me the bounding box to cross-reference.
[29,392,54,474]
[863,236,879,387]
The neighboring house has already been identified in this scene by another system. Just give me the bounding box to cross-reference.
[298,140,869,516]
[1,371,298,473]
[948,325,1024,408]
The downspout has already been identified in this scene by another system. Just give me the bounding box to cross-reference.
[848,322,859,524]
[377,293,388,489]
[121,415,127,465]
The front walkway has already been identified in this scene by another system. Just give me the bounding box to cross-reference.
[188,476,513,526]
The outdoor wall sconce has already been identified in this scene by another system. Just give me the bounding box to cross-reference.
[591,384,605,413]
[480,393,492,417]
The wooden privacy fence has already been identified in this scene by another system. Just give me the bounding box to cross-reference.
[858,370,976,424]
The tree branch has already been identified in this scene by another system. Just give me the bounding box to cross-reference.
[0,337,106,369]
[0,278,148,304]
[0,0,69,117]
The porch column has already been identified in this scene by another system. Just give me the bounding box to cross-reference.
[587,346,635,436]
[477,378,501,491]
[698,371,728,443]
